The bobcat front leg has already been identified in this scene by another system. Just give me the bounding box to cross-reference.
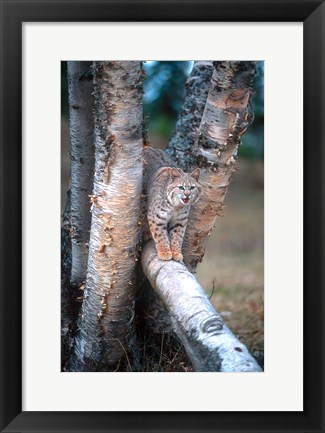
[148,217,172,261]
[169,223,187,262]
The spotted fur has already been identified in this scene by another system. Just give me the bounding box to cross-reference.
[146,165,201,262]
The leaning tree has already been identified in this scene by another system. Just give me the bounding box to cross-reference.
[61,60,262,372]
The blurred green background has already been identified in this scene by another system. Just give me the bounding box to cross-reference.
[61,61,264,367]
[61,61,264,158]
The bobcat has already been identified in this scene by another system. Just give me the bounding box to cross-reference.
[144,149,202,262]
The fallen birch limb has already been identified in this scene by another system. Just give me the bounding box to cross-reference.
[142,241,262,372]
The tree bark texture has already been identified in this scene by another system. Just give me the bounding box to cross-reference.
[67,61,95,288]
[61,190,74,367]
[166,61,213,171]
[67,61,144,371]
[182,61,256,271]
[142,241,261,372]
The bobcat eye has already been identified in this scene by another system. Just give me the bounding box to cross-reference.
[190,186,195,190]
[178,186,185,190]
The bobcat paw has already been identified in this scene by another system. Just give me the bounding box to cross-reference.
[172,251,183,262]
[158,250,172,261]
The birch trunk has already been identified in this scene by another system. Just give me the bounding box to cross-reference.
[67,61,95,287]
[166,61,213,171]
[68,61,144,371]
[142,241,261,372]
[182,61,256,271]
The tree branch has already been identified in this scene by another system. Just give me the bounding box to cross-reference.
[142,241,261,372]
[166,61,213,171]
[183,61,256,271]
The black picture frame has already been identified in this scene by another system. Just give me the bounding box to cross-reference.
[0,1,324,432]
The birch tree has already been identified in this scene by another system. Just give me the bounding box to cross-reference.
[142,241,261,372]
[67,61,95,288]
[61,62,94,365]
[166,61,214,170]
[68,61,143,371]
[63,60,261,372]
[182,61,256,271]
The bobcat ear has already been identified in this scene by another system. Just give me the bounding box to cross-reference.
[170,168,182,180]
[190,168,200,182]
[156,167,172,181]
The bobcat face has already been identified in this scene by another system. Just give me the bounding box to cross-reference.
[167,168,201,206]
[176,180,198,205]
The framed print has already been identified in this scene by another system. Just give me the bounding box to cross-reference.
[0,0,324,432]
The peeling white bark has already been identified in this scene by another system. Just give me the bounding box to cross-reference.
[142,241,261,372]
[183,61,256,271]
[68,61,144,371]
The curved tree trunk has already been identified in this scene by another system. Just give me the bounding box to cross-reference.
[67,61,144,371]
[67,61,95,287]
[142,241,261,372]
[166,61,213,171]
[182,61,256,271]
[139,62,259,372]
